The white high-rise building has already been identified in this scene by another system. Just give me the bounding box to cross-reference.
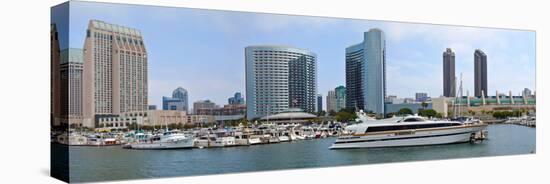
[83,20,148,127]
[245,45,317,120]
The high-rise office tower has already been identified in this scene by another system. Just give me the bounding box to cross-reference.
[228,92,245,105]
[245,45,317,120]
[60,48,84,118]
[345,29,386,115]
[163,87,188,111]
[51,24,62,126]
[172,87,188,103]
[443,48,456,97]
[415,92,428,102]
[335,86,346,112]
[523,88,532,97]
[326,90,336,113]
[474,49,488,97]
[83,20,148,127]
[316,94,323,113]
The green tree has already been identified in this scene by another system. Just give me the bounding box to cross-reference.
[419,109,438,118]
[316,110,326,117]
[397,108,413,116]
[421,102,428,109]
[340,108,356,114]
[335,111,357,122]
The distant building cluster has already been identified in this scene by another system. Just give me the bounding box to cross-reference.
[415,93,429,102]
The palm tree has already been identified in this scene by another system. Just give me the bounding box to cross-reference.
[421,102,428,109]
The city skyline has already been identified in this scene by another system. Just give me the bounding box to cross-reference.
[60,2,536,108]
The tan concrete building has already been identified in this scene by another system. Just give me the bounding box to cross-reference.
[98,110,188,130]
[83,20,148,127]
[147,110,188,126]
[187,114,216,125]
[432,97,451,117]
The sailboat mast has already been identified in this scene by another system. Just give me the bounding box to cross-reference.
[458,73,463,117]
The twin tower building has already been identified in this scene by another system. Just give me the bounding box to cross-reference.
[246,29,387,119]
[443,48,488,98]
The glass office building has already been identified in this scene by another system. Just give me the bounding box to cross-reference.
[443,48,456,97]
[335,86,346,112]
[245,45,317,120]
[60,48,84,117]
[474,49,488,97]
[345,29,386,115]
[162,87,188,111]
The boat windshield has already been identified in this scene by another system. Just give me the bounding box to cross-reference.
[398,117,425,123]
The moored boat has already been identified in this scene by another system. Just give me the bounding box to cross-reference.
[128,130,195,149]
[329,111,487,149]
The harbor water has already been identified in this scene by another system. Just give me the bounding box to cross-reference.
[66,124,535,183]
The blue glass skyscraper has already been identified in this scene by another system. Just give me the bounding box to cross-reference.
[345,29,386,116]
[162,87,188,111]
[228,92,245,105]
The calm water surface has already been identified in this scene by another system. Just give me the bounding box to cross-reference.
[68,124,535,183]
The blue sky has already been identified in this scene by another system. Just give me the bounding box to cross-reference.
[60,1,536,109]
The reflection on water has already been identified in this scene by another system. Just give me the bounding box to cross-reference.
[67,124,535,183]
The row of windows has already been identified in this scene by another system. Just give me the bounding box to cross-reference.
[365,123,462,133]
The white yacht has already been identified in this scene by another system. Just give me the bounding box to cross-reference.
[210,137,237,147]
[248,135,262,145]
[56,133,88,146]
[128,130,195,149]
[329,111,487,149]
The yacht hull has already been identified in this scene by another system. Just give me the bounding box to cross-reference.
[129,138,195,150]
[330,125,486,149]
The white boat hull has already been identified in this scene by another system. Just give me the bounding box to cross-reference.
[210,137,237,147]
[278,136,290,142]
[330,125,486,149]
[130,138,195,149]
[235,138,249,146]
[248,138,262,145]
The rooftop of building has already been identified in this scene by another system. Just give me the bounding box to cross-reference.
[89,19,142,37]
[245,45,316,56]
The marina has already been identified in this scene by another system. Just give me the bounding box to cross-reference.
[63,124,535,183]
